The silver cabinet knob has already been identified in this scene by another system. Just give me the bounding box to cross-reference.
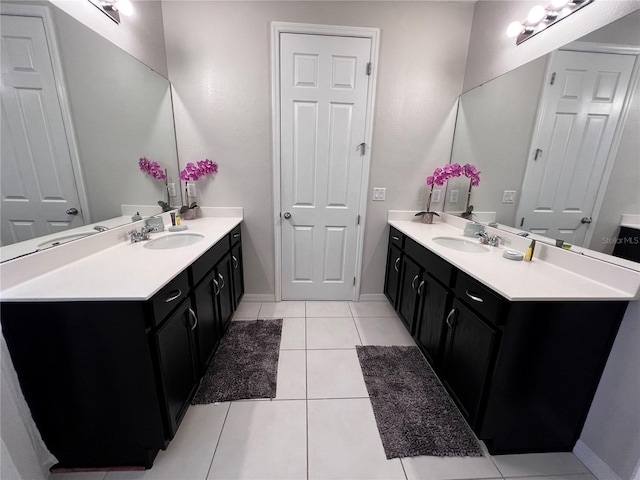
[66,208,79,215]
[283,212,292,219]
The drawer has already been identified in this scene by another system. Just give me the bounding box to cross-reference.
[230,224,242,246]
[190,238,229,286]
[405,237,454,287]
[150,270,190,327]
[454,272,504,325]
[389,227,405,249]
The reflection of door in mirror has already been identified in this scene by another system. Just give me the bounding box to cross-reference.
[1,14,85,246]
[517,50,635,247]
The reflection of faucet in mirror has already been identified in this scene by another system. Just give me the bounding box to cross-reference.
[445,10,640,265]
[0,0,181,263]
[93,226,109,232]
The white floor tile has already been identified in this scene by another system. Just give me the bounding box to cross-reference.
[493,452,591,477]
[106,403,229,480]
[354,316,416,346]
[504,475,597,480]
[308,398,405,480]
[306,301,352,317]
[307,349,369,399]
[306,317,361,349]
[232,301,261,319]
[207,400,306,480]
[279,317,305,350]
[275,350,306,400]
[349,301,397,317]
[258,301,305,318]
[401,442,502,480]
[52,472,107,480]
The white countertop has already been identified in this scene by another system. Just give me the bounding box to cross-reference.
[389,214,639,301]
[0,213,242,302]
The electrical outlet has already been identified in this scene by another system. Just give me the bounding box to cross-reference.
[373,187,386,201]
[449,189,459,203]
[167,183,176,197]
[431,190,441,203]
[502,190,516,204]
[187,182,197,198]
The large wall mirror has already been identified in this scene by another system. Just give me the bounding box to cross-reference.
[0,1,180,262]
[445,9,640,264]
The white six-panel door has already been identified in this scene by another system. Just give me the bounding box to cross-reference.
[517,50,635,245]
[279,33,371,300]
[1,14,84,246]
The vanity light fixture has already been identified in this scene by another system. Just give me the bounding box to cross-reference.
[88,0,134,24]
[506,0,595,45]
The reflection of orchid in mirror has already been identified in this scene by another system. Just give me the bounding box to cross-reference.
[139,157,171,212]
[139,157,167,180]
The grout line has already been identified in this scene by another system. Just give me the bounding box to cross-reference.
[205,402,231,480]
[305,315,310,480]
[352,315,364,346]
[399,457,409,480]
[306,395,371,401]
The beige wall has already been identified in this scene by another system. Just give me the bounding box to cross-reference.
[162,0,475,297]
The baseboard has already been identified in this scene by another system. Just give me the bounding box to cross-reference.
[242,294,276,302]
[574,440,622,480]
[358,294,387,302]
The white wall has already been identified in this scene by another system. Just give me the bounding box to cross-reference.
[162,0,475,297]
[464,3,640,479]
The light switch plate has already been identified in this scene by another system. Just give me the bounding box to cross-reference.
[502,190,516,204]
[373,187,386,201]
[187,182,197,197]
[431,190,441,203]
[167,183,176,197]
[449,189,459,203]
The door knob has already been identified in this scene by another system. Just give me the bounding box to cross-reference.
[283,212,292,219]
[66,208,79,215]
[581,217,592,224]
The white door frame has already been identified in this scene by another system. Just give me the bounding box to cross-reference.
[0,3,90,223]
[523,42,640,247]
[271,22,379,301]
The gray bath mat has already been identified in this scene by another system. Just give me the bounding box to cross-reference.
[356,345,482,459]
[192,319,282,404]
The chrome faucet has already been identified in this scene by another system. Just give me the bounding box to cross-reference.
[475,231,502,247]
[128,226,154,243]
[93,225,108,232]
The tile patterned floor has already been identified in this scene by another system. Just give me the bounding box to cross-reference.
[50,301,597,480]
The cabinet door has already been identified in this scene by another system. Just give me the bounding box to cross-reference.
[231,242,244,310]
[155,300,198,438]
[398,255,421,334]
[384,243,402,308]
[215,253,234,335]
[415,274,450,368]
[192,272,219,373]
[441,299,497,428]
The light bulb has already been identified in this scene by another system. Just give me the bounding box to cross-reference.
[550,0,571,9]
[526,5,547,25]
[115,0,134,17]
[506,21,524,38]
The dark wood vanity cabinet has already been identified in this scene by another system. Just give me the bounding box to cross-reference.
[384,226,627,455]
[0,224,244,470]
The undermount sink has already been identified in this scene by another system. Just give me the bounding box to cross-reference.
[37,232,96,249]
[431,236,490,253]
[143,233,205,250]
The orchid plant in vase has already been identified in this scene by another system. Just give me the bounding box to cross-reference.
[178,159,218,219]
[415,163,480,223]
[139,157,171,212]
